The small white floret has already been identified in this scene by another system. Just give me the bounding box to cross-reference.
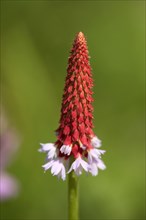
[91,136,102,148]
[60,145,72,155]
[42,159,66,181]
[88,163,98,176]
[39,143,57,159]
[88,148,106,163]
[88,158,106,176]
[68,156,89,176]
[39,143,54,152]
[42,160,54,171]
[97,158,106,170]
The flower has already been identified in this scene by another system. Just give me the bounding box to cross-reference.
[88,159,106,176]
[0,172,19,201]
[60,145,72,155]
[0,110,20,200]
[39,32,106,180]
[39,143,57,159]
[91,136,102,148]
[88,148,106,176]
[68,155,89,176]
[88,148,106,164]
[42,159,66,181]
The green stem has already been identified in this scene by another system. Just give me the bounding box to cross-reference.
[68,171,79,220]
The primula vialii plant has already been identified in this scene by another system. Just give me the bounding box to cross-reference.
[39,32,106,220]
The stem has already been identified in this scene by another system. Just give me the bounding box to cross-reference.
[68,171,79,220]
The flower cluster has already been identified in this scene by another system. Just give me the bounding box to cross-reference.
[39,32,106,180]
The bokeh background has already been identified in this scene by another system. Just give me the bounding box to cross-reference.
[1,0,145,219]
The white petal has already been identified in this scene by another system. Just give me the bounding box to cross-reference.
[64,145,71,155]
[39,143,55,152]
[91,136,102,148]
[98,150,106,155]
[88,149,98,163]
[88,152,93,163]
[67,146,72,155]
[61,166,66,181]
[74,158,81,169]
[39,143,57,160]
[51,161,61,175]
[60,145,72,155]
[52,159,66,180]
[48,147,57,159]
[89,163,98,176]
[97,159,106,170]
[60,145,65,153]
[68,157,89,175]
[80,159,89,172]
[42,160,54,171]
[43,159,66,180]
[58,162,66,181]
[88,148,106,164]
[91,149,99,160]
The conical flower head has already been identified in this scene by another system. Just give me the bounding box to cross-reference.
[39,32,106,180]
[56,32,94,153]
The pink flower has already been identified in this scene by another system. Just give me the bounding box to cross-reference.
[0,172,19,201]
[0,111,20,200]
[39,32,106,180]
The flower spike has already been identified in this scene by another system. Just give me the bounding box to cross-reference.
[39,32,106,180]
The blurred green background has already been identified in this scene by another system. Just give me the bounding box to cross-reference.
[1,0,145,219]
